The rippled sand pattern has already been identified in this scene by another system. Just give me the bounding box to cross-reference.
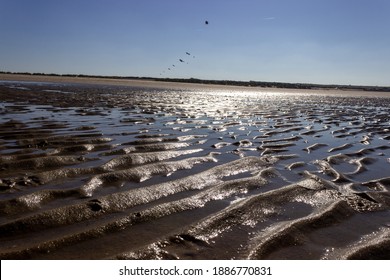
[0,82,389,259]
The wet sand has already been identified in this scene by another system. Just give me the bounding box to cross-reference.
[0,76,389,259]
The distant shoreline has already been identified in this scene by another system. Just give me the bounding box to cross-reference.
[1,71,390,93]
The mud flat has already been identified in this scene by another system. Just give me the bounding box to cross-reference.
[0,78,389,259]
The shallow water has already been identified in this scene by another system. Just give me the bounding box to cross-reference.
[0,81,389,259]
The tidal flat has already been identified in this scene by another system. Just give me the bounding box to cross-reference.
[0,78,389,259]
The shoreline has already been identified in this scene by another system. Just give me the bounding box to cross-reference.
[0,73,207,90]
[1,73,390,98]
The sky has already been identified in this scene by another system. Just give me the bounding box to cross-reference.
[0,0,389,86]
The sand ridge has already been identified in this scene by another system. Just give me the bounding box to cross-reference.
[0,79,389,259]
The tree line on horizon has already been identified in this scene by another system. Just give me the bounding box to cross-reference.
[1,71,389,92]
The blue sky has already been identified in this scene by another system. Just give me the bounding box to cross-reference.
[1,0,389,86]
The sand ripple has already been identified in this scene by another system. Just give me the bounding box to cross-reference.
[0,81,389,259]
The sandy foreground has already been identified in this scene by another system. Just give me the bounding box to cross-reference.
[0,75,389,259]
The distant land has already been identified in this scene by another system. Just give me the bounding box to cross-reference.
[1,71,390,92]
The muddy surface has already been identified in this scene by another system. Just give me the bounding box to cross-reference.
[0,80,389,259]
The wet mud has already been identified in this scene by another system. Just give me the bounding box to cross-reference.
[0,80,389,259]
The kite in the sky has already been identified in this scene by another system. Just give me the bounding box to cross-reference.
[159,20,208,75]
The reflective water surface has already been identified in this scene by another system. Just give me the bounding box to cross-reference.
[0,81,389,259]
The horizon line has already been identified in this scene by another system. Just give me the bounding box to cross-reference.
[1,71,389,91]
